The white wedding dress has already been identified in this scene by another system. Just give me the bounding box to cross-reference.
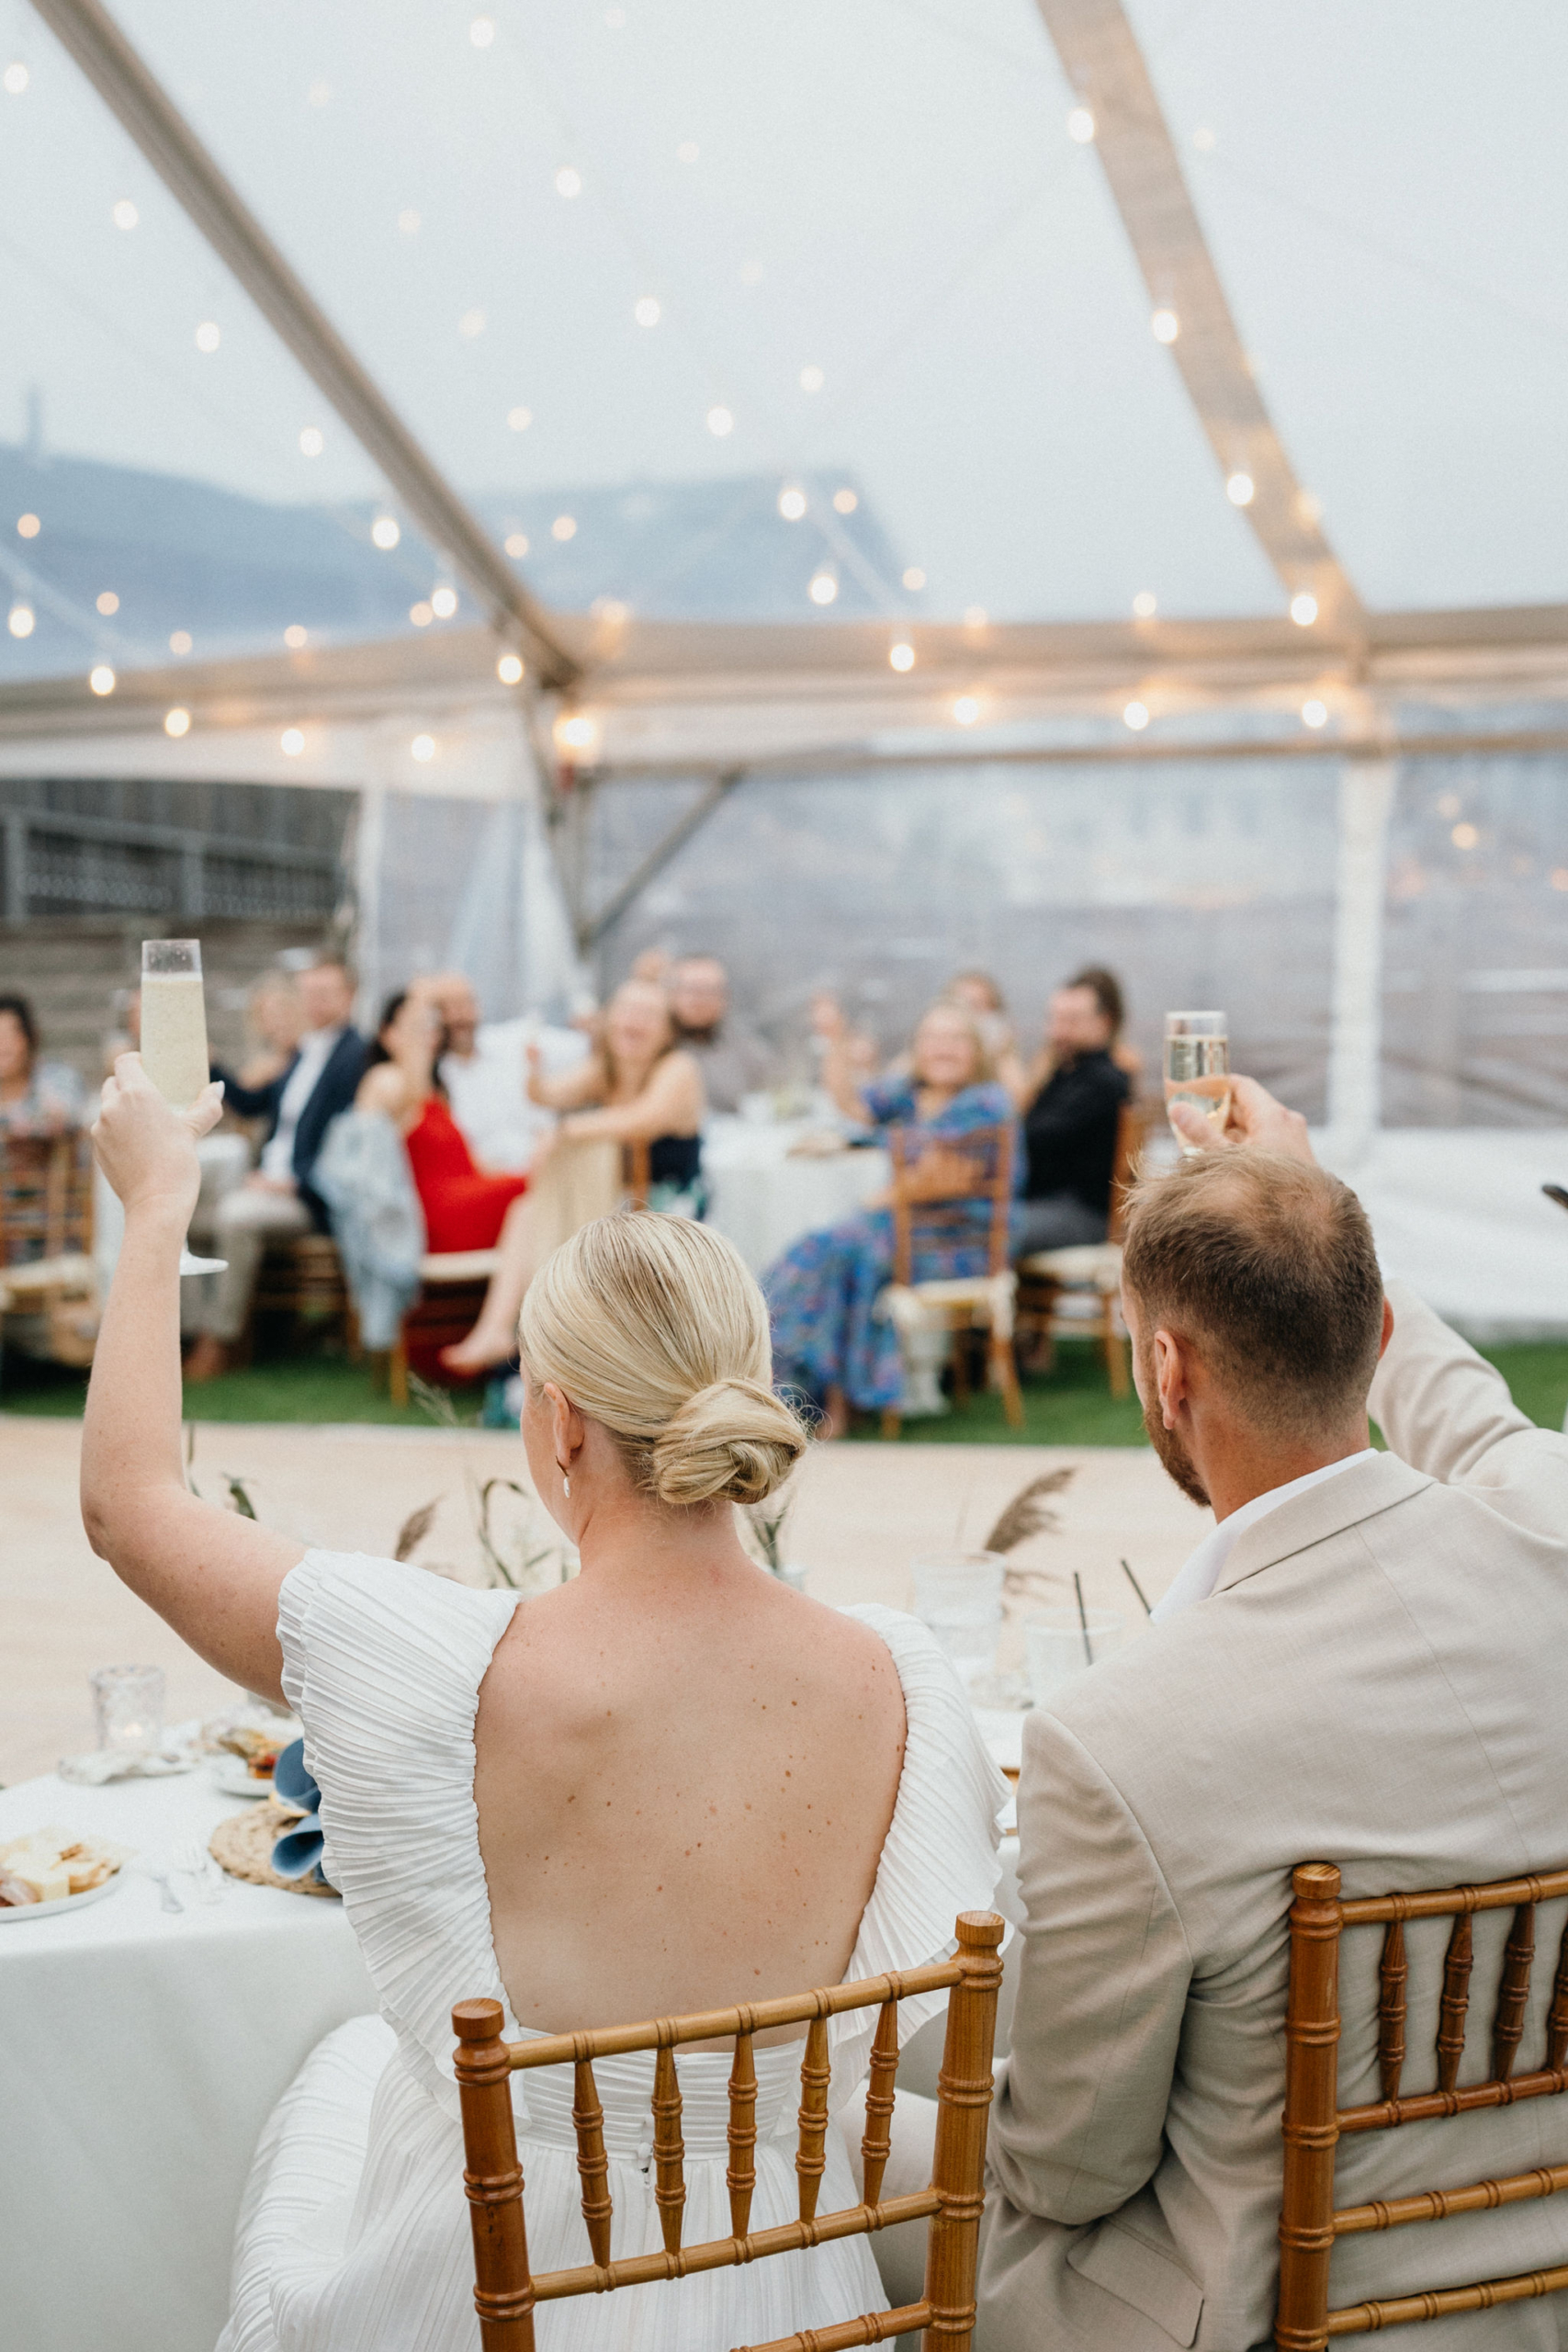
[216,1553,1009,2352]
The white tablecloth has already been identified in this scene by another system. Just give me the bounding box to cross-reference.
[0,1767,375,2352]
[704,1118,890,1274]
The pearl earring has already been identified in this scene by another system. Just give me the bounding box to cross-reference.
[561,1473,570,1498]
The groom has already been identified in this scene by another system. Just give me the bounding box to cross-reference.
[973,1079,1568,2349]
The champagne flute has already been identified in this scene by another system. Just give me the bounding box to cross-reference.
[1164,1011,1231,1154]
[139,939,227,1275]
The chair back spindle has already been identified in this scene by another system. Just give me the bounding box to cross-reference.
[860,1999,900,2208]
[571,2059,613,2267]
[652,2042,686,2254]
[795,2013,832,2222]
[728,2026,759,2238]
[1436,1912,1474,2093]
[1377,1918,1407,2103]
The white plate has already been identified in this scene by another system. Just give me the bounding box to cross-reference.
[0,1871,124,1923]
[211,1757,276,1799]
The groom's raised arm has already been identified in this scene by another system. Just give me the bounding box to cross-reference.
[987,1709,1190,2225]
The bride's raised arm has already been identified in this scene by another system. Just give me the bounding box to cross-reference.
[80,1055,304,1700]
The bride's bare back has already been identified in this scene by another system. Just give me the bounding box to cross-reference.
[476,1563,905,2031]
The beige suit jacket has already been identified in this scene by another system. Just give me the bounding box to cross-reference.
[978,1278,1568,2351]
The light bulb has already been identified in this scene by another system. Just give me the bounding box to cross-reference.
[7,604,33,639]
[953,696,979,727]
[777,486,807,521]
[1296,488,1323,525]
[634,297,660,327]
[398,208,421,235]
[706,404,734,437]
[889,642,915,673]
[739,257,762,285]
[89,665,116,696]
[1226,471,1255,506]
[555,166,582,198]
[1133,591,1157,619]
[1302,697,1328,729]
[410,601,434,628]
[832,488,858,514]
[195,321,220,353]
[164,707,191,738]
[1290,592,1318,628]
[807,571,838,606]
[170,630,192,655]
[902,566,926,592]
[1067,107,1095,143]
[412,734,436,762]
[431,585,458,619]
[470,16,494,46]
[96,591,119,616]
[458,308,486,339]
[299,426,323,457]
[1451,822,1478,850]
[1193,126,1215,153]
[504,532,529,558]
[551,514,577,542]
[1123,700,1150,730]
[371,515,401,549]
[496,652,525,684]
[112,199,138,231]
[555,712,600,755]
[799,364,825,393]
[280,728,305,756]
[284,624,308,649]
[1151,309,1179,345]
[676,140,699,164]
[307,79,330,107]
[17,513,39,539]
[507,405,533,432]
[964,605,988,628]
[4,62,28,96]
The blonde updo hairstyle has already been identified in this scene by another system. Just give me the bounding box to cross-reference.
[517,1211,807,1509]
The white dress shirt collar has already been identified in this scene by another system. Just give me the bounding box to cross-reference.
[1151,1449,1379,1624]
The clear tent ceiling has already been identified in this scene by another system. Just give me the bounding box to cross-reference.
[3,0,1567,684]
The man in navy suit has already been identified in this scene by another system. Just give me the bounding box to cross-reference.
[184,959,367,1379]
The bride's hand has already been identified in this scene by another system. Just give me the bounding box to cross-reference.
[93,1054,225,1218]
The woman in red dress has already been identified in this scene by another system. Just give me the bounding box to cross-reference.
[355,991,527,1254]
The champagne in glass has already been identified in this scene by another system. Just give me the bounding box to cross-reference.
[1164,1011,1231,1154]
[140,939,226,1274]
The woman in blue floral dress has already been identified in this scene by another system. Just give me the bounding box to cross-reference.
[764,1001,1022,1433]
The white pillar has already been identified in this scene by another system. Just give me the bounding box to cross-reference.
[352,782,386,1027]
[1326,756,1397,1162]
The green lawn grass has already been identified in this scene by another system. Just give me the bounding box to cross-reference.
[4,1337,1564,1446]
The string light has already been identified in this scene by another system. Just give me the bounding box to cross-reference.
[88,665,116,696]
[1067,107,1096,142]
[953,696,979,726]
[469,16,495,46]
[1193,127,1215,153]
[889,642,915,673]
[739,258,762,285]
[1296,489,1323,525]
[634,297,660,327]
[552,514,577,541]
[807,570,838,606]
[496,652,525,684]
[902,566,926,592]
[676,140,699,163]
[555,166,582,198]
[96,591,118,616]
[1226,471,1255,506]
[777,486,807,521]
[299,426,323,456]
[1133,591,1157,619]
[799,365,825,393]
[605,7,626,25]
[164,707,190,739]
[170,630,192,655]
[431,586,458,618]
[284,624,308,649]
[555,712,600,755]
[307,80,331,107]
[17,513,40,538]
[507,406,532,432]
[7,605,33,639]
[398,208,421,235]
[1291,592,1318,627]
[1302,697,1328,729]
[112,199,138,230]
[4,63,28,96]
[195,321,220,352]
[371,515,401,549]
[410,601,434,627]
[458,309,486,339]
[1151,309,1179,345]
[412,734,436,762]
[280,728,305,756]
[1451,822,1478,850]
[964,605,987,628]
[833,488,858,514]
[706,405,734,436]
[504,532,529,558]
[1123,700,1150,730]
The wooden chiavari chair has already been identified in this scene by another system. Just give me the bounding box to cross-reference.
[0,1130,98,1366]
[453,1908,1005,2352]
[1012,1101,1142,1400]
[877,1124,1022,1440]
[1277,1860,1568,2348]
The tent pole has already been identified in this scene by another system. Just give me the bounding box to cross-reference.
[1326,756,1397,1164]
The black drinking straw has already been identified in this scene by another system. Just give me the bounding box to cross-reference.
[1120,1557,1153,1617]
[1073,1570,1094,1666]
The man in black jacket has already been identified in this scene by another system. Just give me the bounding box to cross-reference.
[184,960,367,1380]
[1018,968,1131,1254]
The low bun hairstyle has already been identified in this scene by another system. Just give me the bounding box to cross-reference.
[517,1211,807,1509]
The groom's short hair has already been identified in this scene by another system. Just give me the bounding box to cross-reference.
[1122,1152,1383,1436]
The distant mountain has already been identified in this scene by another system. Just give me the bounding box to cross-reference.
[0,441,918,680]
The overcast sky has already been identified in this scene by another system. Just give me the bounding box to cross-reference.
[3,0,1567,620]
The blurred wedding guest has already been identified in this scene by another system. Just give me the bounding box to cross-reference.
[1015,969,1132,1255]
[669,953,774,1114]
[941,970,1030,1106]
[440,976,705,1374]
[416,971,587,1171]
[357,989,529,1253]
[238,970,304,1090]
[183,959,367,1381]
[764,1001,1021,1438]
[0,993,85,1136]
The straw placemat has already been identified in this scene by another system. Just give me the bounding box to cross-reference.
[209,1799,339,1899]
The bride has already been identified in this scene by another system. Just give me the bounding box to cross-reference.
[83,1057,1008,2352]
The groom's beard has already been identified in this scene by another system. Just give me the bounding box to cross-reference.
[1137,1342,1212,1510]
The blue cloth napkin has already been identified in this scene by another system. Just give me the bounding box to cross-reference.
[270,1738,333,1888]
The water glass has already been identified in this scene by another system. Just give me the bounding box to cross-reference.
[1024,1611,1125,1707]
[1164,1011,1231,1155]
[911,1552,1006,1684]
[90,1664,165,1754]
